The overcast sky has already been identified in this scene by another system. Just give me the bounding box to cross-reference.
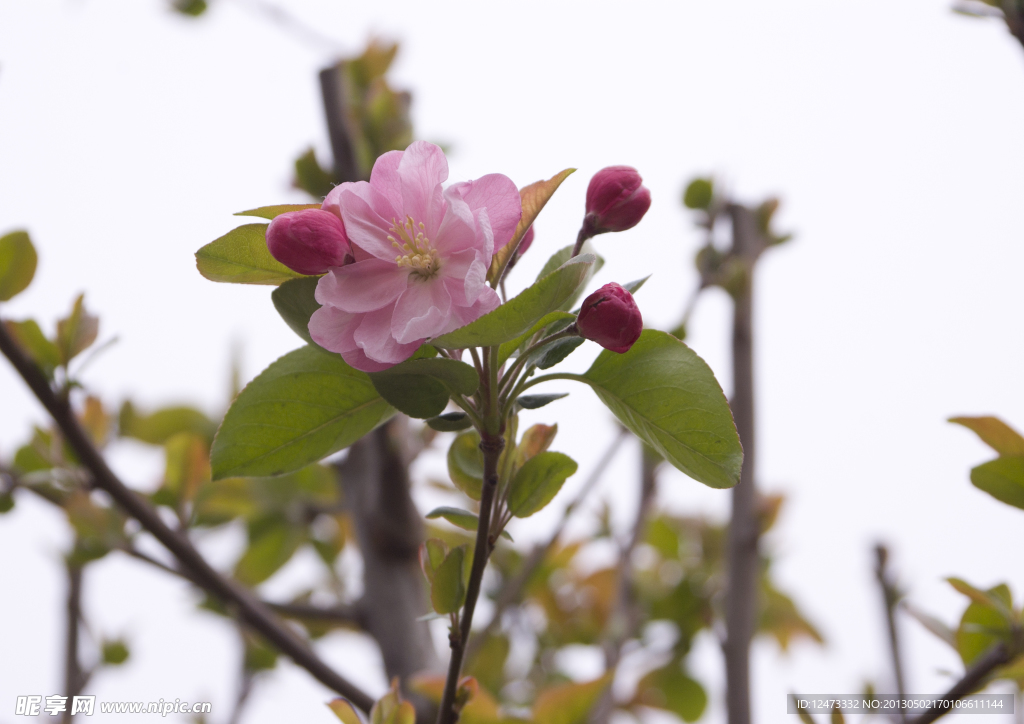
[2,1,1024,722]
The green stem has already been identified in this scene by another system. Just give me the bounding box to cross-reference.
[498,325,579,400]
[450,395,485,431]
[517,372,588,393]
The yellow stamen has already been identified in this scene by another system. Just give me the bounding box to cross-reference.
[388,216,440,279]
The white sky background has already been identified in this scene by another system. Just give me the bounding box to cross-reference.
[1,0,1024,722]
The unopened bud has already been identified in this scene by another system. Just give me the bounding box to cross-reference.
[266,209,351,275]
[584,166,651,235]
[576,283,642,353]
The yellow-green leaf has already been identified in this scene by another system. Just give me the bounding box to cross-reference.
[0,230,38,302]
[950,416,1024,457]
[196,224,306,285]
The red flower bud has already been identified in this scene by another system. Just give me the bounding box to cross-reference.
[517,225,535,255]
[584,166,651,234]
[576,283,642,353]
[266,209,351,276]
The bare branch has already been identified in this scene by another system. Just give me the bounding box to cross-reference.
[907,643,1013,724]
[875,544,908,723]
[0,319,376,713]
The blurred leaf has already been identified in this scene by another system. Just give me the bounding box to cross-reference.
[234,519,304,585]
[211,345,393,479]
[507,451,577,518]
[0,230,37,302]
[272,276,321,345]
[4,320,61,377]
[171,0,208,17]
[369,358,478,419]
[465,634,510,697]
[956,595,1013,667]
[488,169,576,284]
[759,580,824,651]
[516,393,568,410]
[683,178,714,210]
[903,602,956,648]
[515,424,557,468]
[970,457,1024,511]
[426,507,511,541]
[427,412,473,432]
[79,396,111,447]
[369,680,416,724]
[101,639,129,666]
[948,578,1015,619]
[56,294,99,366]
[328,699,366,724]
[430,545,467,614]
[950,416,1024,457]
[66,491,126,563]
[622,275,651,295]
[830,708,845,724]
[235,204,321,221]
[0,492,13,514]
[420,537,449,581]
[242,630,278,671]
[792,695,817,724]
[433,255,595,349]
[580,330,743,489]
[633,662,707,722]
[163,432,211,504]
[448,431,484,501]
[294,148,337,200]
[533,673,613,724]
[119,402,216,446]
[196,224,305,286]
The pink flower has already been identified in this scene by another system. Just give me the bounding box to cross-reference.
[310,142,522,372]
[584,166,651,234]
[576,282,642,353]
[266,208,352,275]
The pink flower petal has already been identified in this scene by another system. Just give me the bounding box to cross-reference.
[455,173,522,252]
[368,150,405,215]
[434,186,488,257]
[441,249,490,307]
[315,259,409,314]
[338,182,403,261]
[391,279,453,344]
[354,307,421,366]
[398,141,448,235]
[340,347,401,373]
[445,286,501,330]
[308,306,360,355]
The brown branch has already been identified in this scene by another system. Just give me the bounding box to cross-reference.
[875,544,908,723]
[0,319,375,713]
[62,561,85,724]
[723,202,766,724]
[907,643,1013,724]
[464,427,630,663]
[436,432,503,724]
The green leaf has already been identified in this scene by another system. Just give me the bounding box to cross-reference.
[420,538,448,579]
[211,345,393,479]
[272,276,321,345]
[56,294,98,366]
[426,412,473,432]
[101,639,130,666]
[506,451,577,518]
[533,674,612,724]
[956,591,1014,666]
[430,545,467,614]
[172,0,208,16]
[329,699,366,724]
[489,169,576,284]
[0,230,38,302]
[235,204,321,220]
[683,178,714,210]
[530,336,584,370]
[634,663,707,722]
[951,416,1024,457]
[622,275,651,294]
[447,431,483,501]
[432,255,595,349]
[426,507,511,540]
[294,147,338,200]
[196,224,306,286]
[119,402,216,445]
[496,311,576,367]
[580,329,742,489]
[234,519,304,585]
[536,244,604,312]
[4,320,60,376]
[948,577,1015,620]
[970,457,1024,511]
[516,393,568,410]
[369,358,478,419]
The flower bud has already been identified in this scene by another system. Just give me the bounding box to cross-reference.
[576,282,642,353]
[266,209,351,275]
[517,225,535,255]
[584,166,651,234]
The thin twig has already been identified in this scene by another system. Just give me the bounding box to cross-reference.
[875,544,908,723]
[62,561,85,724]
[0,320,375,713]
[907,643,1013,724]
[464,426,630,662]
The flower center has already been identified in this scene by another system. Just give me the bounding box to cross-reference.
[389,216,440,279]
